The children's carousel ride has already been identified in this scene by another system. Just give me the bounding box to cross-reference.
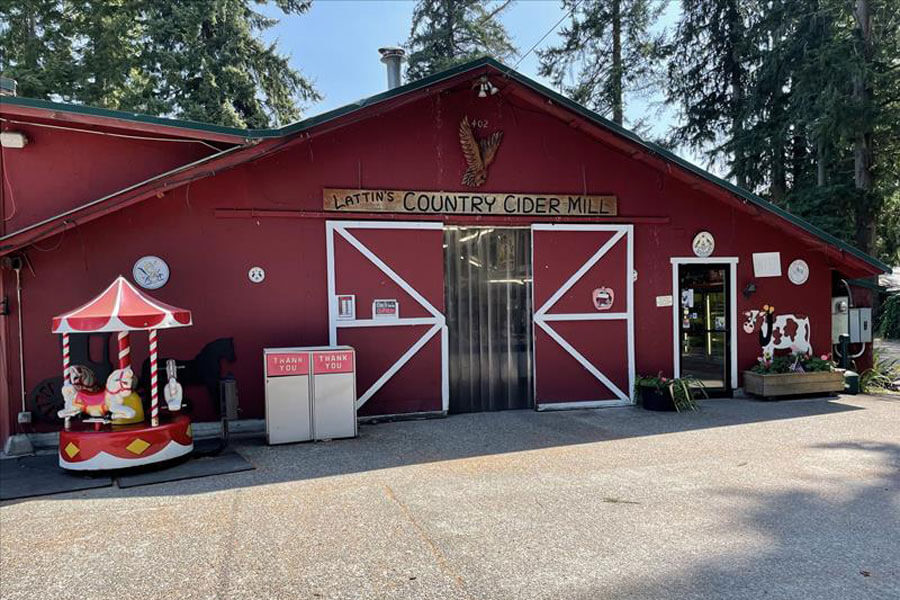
[52,276,194,471]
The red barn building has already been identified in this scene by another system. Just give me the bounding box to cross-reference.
[0,58,888,447]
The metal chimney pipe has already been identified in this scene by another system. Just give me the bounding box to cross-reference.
[378,47,405,90]
[0,76,17,97]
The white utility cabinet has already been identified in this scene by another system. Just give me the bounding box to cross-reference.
[264,348,312,444]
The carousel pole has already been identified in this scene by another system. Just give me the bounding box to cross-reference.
[62,333,71,430]
[149,329,159,427]
[117,331,131,369]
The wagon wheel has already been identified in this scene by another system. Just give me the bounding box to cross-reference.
[27,376,65,422]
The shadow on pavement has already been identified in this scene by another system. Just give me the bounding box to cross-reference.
[1,396,864,503]
[578,440,900,599]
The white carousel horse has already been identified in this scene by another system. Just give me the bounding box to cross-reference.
[58,367,137,420]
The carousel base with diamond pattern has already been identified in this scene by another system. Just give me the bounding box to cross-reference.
[59,414,193,471]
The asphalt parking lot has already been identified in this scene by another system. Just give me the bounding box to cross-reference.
[2,395,898,600]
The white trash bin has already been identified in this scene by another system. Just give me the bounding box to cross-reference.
[311,347,357,440]
[264,348,312,444]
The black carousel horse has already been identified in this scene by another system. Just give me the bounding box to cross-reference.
[138,337,237,413]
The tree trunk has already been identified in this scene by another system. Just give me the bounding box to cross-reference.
[816,137,826,187]
[852,0,875,255]
[725,0,746,188]
[611,0,624,125]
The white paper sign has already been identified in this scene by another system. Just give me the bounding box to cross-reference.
[656,295,673,307]
[752,252,782,277]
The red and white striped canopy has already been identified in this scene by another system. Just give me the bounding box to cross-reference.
[52,276,192,333]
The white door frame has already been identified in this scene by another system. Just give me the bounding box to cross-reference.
[670,257,739,389]
[532,224,635,409]
[326,220,448,412]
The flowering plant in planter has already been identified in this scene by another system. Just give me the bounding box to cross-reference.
[750,351,835,374]
[744,351,842,399]
[635,372,707,412]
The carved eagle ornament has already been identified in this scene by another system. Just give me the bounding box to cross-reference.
[459,116,503,187]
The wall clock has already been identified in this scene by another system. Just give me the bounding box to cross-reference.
[692,231,715,257]
[132,256,169,290]
[788,259,809,285]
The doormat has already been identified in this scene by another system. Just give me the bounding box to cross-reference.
[116,449,254,489]
[0,454,113,501]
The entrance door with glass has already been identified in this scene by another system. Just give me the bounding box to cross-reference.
[677,264,731,391]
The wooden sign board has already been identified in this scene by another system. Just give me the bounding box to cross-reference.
[323,188,617,217]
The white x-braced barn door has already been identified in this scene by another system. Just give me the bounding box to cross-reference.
[326,221,448,416]
[531,224,634,409]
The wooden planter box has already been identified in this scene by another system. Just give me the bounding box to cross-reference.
[743,370,844,399]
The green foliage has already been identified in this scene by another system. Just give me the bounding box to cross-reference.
[538,0,666,127]
[750,352,835,374]
[666,0,900,261]
[635,373,707,411]
[405,0,516,82]
[0,0,321,127]
[878,295,900,339]
[860,349,900,393]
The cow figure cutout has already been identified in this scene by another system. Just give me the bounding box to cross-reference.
[742,305,812,357]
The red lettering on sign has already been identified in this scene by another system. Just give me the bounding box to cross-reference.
[313,351,355,374]
[266,353,310,377]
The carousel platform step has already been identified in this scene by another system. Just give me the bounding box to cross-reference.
[116,448,254,489]
[0,454,113,501]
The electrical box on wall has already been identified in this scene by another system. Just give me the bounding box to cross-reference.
[831,296,849,344]
[849,307,872,344]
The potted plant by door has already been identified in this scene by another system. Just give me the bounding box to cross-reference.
[635,373,707,412]
[743,352,843,399]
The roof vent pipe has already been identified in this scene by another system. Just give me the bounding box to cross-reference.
[378,47,405,90]
[0,76,17,97]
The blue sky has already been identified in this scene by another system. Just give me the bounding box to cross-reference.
[261,0,683,144]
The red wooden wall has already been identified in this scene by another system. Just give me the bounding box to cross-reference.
[1,80,868,437]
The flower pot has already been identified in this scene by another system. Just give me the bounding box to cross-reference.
[743,370,844,399]
[639,385,675,411]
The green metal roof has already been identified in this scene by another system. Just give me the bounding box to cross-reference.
[1,56,889,273]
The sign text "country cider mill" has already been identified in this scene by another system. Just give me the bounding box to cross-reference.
[323,188,618,217]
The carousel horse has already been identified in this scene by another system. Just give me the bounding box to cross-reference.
[58,367,138,421]
[139,337,236,409]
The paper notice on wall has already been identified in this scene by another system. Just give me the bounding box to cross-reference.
[753,252,782,277]
[681,289,694,308]
[656,295,673,307]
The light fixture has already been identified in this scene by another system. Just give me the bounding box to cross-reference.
[472,75,498,98]
[0,130,28,149]
[742,282,757,298]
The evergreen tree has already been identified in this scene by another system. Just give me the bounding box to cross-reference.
[0,0,76,100]
[666,0,756,186]
[0,0,320,127]
[538,0,666,127]
[405,0,516,82]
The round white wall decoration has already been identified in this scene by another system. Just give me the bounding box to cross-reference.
[248,266,266,283]
[132,256,169,290]
[788,259,809,285]
[692,231,715,257]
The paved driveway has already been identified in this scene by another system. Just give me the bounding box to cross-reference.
[2,395,899,600]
